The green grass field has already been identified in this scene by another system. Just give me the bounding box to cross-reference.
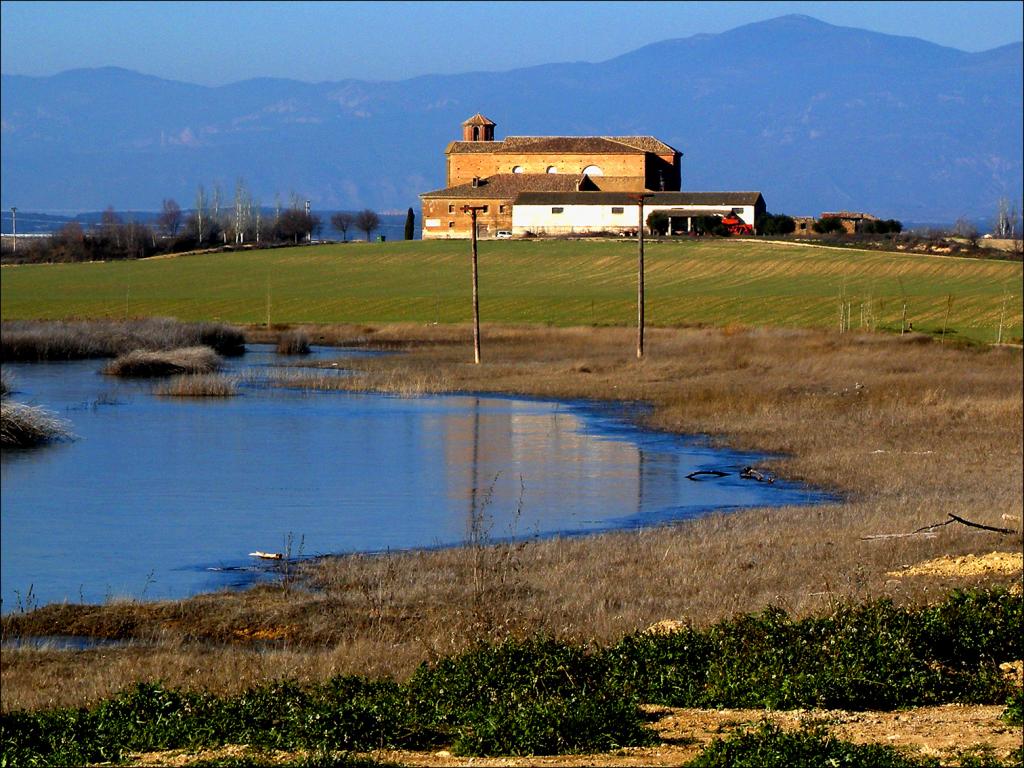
[2,239,1021,343]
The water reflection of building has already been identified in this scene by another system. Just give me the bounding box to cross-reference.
[434,398,683,535]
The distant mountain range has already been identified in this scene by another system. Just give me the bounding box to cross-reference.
[2,15,1021,221]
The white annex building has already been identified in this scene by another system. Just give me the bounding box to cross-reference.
[512,192,765,236]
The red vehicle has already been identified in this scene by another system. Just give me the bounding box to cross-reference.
[720,213,754,236]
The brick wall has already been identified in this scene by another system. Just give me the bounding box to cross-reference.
[448,152,650,186]
[421,198,514,239]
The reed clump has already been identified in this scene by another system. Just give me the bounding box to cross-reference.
[276,330,311,355]
[102,346,222,378]
[0,318,245,361]
[154,374,238,397]
[0,401,72,448]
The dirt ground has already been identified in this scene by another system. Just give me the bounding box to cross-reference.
[121,704,1022,767]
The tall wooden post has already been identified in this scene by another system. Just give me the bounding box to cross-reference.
[463,205,486,364]
[633,194,652,359]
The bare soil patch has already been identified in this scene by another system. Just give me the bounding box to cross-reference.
[887,551,1023,580]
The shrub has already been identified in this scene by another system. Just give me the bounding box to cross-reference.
[102,346,222,378]
[687,723,940,768]
[277,331,311,355]
[1004,689,1023,726]
[407,636,654,755]
[646,211,669,235]
[757,213,797,235]
[605,589,1021,710]
[813,216,846,234]
[0,401,73,448]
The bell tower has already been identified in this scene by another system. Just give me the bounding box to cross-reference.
[461,113,496,142]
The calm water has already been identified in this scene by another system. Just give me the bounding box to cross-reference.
[1,346,827,610]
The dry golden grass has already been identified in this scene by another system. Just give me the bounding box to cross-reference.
[0,400,73,447]
[102,346,222,377]
[154,374,238,397]
[2,323,1021,712]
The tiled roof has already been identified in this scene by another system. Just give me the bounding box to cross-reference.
[822,211,879,220]
[445,141,498,154]
[446,135,681,155]
[590,176,654,192]
[420,174,588,199]
[462,113,496,126]
[514,191,764,206]
[606,136,679,154]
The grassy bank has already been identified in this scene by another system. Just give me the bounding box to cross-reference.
[0,318,245,361]
[3,588,1020,766]
[1,239,1020,343]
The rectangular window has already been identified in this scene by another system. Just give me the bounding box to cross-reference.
[551,207,564,214]
[482,205,488,213]
[448,221,454,228]
[611,207,624,214]
[448,204,455,213]
[499,204,507,214]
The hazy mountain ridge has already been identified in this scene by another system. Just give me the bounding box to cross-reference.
[1,15,1020,219]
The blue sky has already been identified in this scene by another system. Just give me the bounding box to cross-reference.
[2,1,1022,85]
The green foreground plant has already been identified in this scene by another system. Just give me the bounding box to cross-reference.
[2,588,1020,766]
[685,722,1015,768]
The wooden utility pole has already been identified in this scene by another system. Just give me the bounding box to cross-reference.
[631,194,653,359]
[462,206,487,364]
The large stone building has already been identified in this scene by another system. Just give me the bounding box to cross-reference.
[420,114,764,239]
[421,114,681,239]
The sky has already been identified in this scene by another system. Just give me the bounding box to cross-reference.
[1,1,1022,85]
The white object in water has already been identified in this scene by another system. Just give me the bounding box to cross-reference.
[249,551,284,560]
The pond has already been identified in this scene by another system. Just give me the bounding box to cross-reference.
[1,346,829,611]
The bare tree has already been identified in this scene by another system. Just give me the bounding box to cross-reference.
[355,209,381,242]
[157,199,182,237]
[100,207,122,249]
[995,197,1020,240]
[233,179,253,244]
[953,216,979,247]
[331,212,354,242]
[194,185,207,243]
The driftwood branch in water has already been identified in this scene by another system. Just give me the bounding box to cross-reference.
[740,466,775,484]
[686,470,729,481]
[862,513,1018,541]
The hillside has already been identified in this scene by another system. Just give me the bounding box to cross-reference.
[1,15,1021,220]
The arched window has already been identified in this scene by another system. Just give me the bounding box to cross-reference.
[582,165,604,176]
[546,166,557,174]
[512,165,524,174]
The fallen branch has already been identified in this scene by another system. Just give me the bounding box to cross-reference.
[862,513,1018,541]
[686,470,729,481]
[948,513,1018,535]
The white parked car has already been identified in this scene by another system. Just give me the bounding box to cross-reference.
[496,230,512,239]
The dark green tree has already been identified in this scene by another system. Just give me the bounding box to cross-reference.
[404,207,415,240]
[813,216,845,234]
[646,210,668,235]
